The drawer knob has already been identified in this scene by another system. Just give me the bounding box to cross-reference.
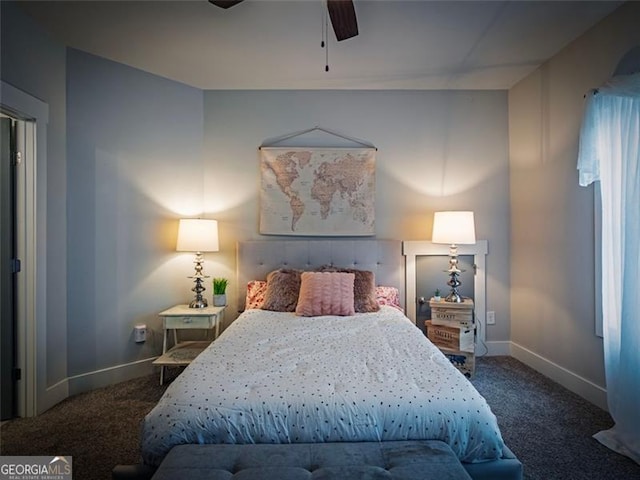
[183,317,192,323]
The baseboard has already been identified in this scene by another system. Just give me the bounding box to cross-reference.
[39,378,69,415]
[67,357,158,397]
[510,342,608,411]
[484,340,511,356]
[43,344,609,417]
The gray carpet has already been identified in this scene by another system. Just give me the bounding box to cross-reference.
[471,356,640,480]
[1,357,639,480]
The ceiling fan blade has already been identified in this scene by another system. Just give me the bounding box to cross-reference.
[327,0,359,41]
[208,0,244,9]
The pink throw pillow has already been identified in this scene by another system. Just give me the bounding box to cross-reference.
[245,280,267,309]
[316,266,379,313]
[295,272,356,317]
[375,286,403,311]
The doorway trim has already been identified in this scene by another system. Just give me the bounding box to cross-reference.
[1,81,48,417]
[403,240,489,344]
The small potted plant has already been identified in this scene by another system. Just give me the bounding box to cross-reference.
[213,278,228,307]
[433,289,441,302]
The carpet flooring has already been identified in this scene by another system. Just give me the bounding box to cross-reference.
[1,357,639,480]
[472,356,640,480]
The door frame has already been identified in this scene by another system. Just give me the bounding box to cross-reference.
[1,81,48,417]
[403,240,489,344]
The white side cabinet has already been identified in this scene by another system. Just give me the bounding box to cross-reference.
[152,305,226,385]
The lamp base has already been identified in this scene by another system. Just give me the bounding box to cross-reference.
[444,247,463,303]
[444,291,463,303]
[188,252,209,308]
[189,298,208,308]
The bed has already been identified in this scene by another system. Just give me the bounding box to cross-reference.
[140,240,521,479]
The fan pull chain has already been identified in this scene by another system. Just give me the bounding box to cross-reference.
[325,42,329,72]
[321,0,325,48]
[320,1,329,72]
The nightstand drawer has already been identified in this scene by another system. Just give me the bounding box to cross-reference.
[164,315,214,329]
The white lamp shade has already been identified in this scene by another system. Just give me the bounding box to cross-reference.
[176,219,219,252]
[432,211,476,245]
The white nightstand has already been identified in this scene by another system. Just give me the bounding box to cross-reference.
[152,304,226,384]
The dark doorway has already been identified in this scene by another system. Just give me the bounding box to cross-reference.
[1,116,18,420]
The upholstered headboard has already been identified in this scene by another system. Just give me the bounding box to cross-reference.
[237,240,404,311]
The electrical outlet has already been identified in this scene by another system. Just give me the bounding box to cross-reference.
[134,324,147,343]
[486,311,496,325]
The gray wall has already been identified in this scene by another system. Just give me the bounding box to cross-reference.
[203,90,511,338]
[1,1,68,412]
[508,1,640,404]
[3,1,512,408]
[5,0,636,412]
[66,49,204,384]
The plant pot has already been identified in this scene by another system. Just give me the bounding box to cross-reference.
[213,294,227,307]
[433,296,441,302]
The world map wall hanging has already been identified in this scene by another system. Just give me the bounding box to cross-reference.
[259,147,376,236]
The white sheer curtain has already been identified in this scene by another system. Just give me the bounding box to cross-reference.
[577,73,640,464]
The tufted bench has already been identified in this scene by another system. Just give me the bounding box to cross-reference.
[149,441,473,480]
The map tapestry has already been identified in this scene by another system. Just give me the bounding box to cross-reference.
[260,148,376,236]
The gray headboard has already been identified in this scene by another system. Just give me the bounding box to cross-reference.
[237,240,404,311]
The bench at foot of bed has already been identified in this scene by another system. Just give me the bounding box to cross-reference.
[113,440,523,480]
[157,441,472,480]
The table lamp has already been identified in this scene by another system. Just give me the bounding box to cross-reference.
[431,211,476,303]
[176,218,219,308]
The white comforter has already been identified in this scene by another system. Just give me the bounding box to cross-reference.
[141,306,505,466]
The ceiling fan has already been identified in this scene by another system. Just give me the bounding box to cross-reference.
[208,0,359,41]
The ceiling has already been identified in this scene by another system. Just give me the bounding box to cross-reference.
[18,0,623,90]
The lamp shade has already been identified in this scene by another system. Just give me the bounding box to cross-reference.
[432,211,476,245]
[176,219,219,252]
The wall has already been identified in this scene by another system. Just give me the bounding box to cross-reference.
[2,5,512,409]
[0,1,68,412]
[63,67,512,388]
[508,1,640,409]
[65,49,204,392]
[202,90,511,343]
